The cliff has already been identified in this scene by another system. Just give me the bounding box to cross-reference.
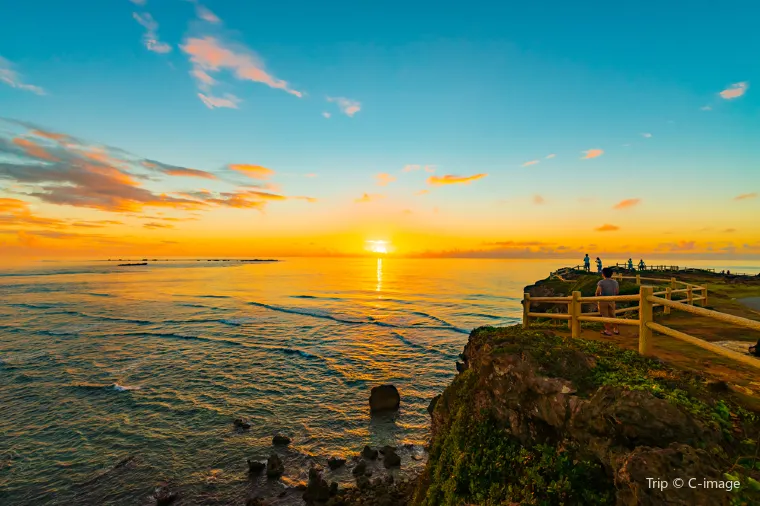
[411,325,760,505]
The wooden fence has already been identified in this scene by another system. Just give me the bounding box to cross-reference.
[523,274,760,370]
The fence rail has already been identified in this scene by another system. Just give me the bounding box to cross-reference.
[523,280,760,371]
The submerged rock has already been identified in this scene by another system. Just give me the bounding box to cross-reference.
[369,384,400,412]
[233,418,251,430]
[327,457,346,470]
[272,434,291,445]
[153,483,179,505]
[382,448,401,468]
[266,454,284,478]
[361,445,378,460]
[247,458,266,474]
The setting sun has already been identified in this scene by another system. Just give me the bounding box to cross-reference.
[367,240,389,254]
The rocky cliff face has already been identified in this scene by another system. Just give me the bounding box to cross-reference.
[413,326,760,505]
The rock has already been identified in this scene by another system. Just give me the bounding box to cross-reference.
[329,481,338,496]
[153,483,179,505]
[382,448,401,468]
[427,394,440,416]
[455,361,465,373]
[266,453,284,478]
[327,457,346,470]
[303,466,331,504]
[369,384,400,412]
[356,475,371,490]
[294,482,307,491]
[247,458,266,474]
[351,459,367,476]
[272,434,291,445]
[245,498,266,506]
[361,445,378,460]
[233,418,251,430]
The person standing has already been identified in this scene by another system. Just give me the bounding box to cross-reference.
[628,258,634,270]
[583,254,591,272]
[638,259,646,271]
[596,267,620,336]
[596,257,603,274]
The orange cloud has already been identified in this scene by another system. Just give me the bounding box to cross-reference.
[719,82,749,100]
[376,173,396,186]
[229,164,275,179]
[595,224,620,232]
[427,174,487,186]
[181,36,302,101]
[403,164,421,172]
[31,129,70,142]
[355,193,384,203]
[734,193,757,201]
[144,222,174,229]
[12,137,58,161]
[522,160,539,167]
[415,189,429,195]
[424,165,436,173]
[613,198,641,210]
[0,198,30,213]
[533,195,545,205]
[163,167,218,179]
[326,96,361,117]
[582,149,604,159]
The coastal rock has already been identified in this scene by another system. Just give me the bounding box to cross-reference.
[303,466,331,504]
[455,361,465,373]
[153,483,179,505]
[329,481,339,496]
[272,434,291,445]
[382,448,401,468]
[361,445,378,460]
[427,394,440,416]
[369,385,400,412]
[233,418,251,430]
[356,475,371,490]
[327,457,346,470]
[245,498,266,506]
[266,454,284,478]
[351,459,367,476]
[247,458,266,474]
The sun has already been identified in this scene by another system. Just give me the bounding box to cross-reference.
[366,240,389,254]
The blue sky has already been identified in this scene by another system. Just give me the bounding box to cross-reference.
[0,0,758,257]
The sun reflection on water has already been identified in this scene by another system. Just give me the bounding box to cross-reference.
[376,258,383,292]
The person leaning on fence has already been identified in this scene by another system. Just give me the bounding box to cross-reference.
[595,257,603,274]
[638,259,646,271]
[596,267,620,336]
[583,254,591,272]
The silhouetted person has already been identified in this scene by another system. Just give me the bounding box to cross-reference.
[595,257,603,274]
[627,258,634,270]
[583,254,591,272]
[638,259,646,271]
[596,267,620,336]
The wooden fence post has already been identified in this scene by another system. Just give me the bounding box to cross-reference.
[670,277,677,289]
[639,286,654,356]
[665,287,672,314]
[523,293,531,329]
[702,287,708,307]
[687,286,693,305]
[636,274,641,285]
[571,291,581,339]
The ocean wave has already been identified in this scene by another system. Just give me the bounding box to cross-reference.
[198,295,231,299]
[290,295,344,301]
[85,293,112,297]
[248,301,469,333]
[113,383,140,392]
[276,347,319,360]
[219,317,256,326]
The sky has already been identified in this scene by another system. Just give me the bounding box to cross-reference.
[0,0,758,259]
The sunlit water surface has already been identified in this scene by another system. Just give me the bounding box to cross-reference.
[1,257,758,504]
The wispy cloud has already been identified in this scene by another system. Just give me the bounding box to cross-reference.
[355,193,384,203]
[198,92,241,109]
[403,164,420,172]
[734,192,757,201]
[322,112,331,119]
[595,224,619,232]
[533,195,545,205]
[522,160,539,167]
[415,189,429,195]
[719,82,749,100]
[424,165,436,173]
[132,12,172,53]
[129,0,147,4]
[196,4,220,23]
[427,174,487,186]
[326,96,361,117]
[181,36,302,108]
[0,56,45,95]
[143,159,217,179]
[613,198,641,210]
[582,149,604,159]
[641,133,652,138]
[144,222,174,229]
[700,105,712,111]
[545,154,556,159]
[376,173,396,186]
[229,164,275,179]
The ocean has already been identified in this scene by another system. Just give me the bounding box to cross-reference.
[1,257,759,505]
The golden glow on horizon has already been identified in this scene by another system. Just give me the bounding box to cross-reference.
[367,240,389,254]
